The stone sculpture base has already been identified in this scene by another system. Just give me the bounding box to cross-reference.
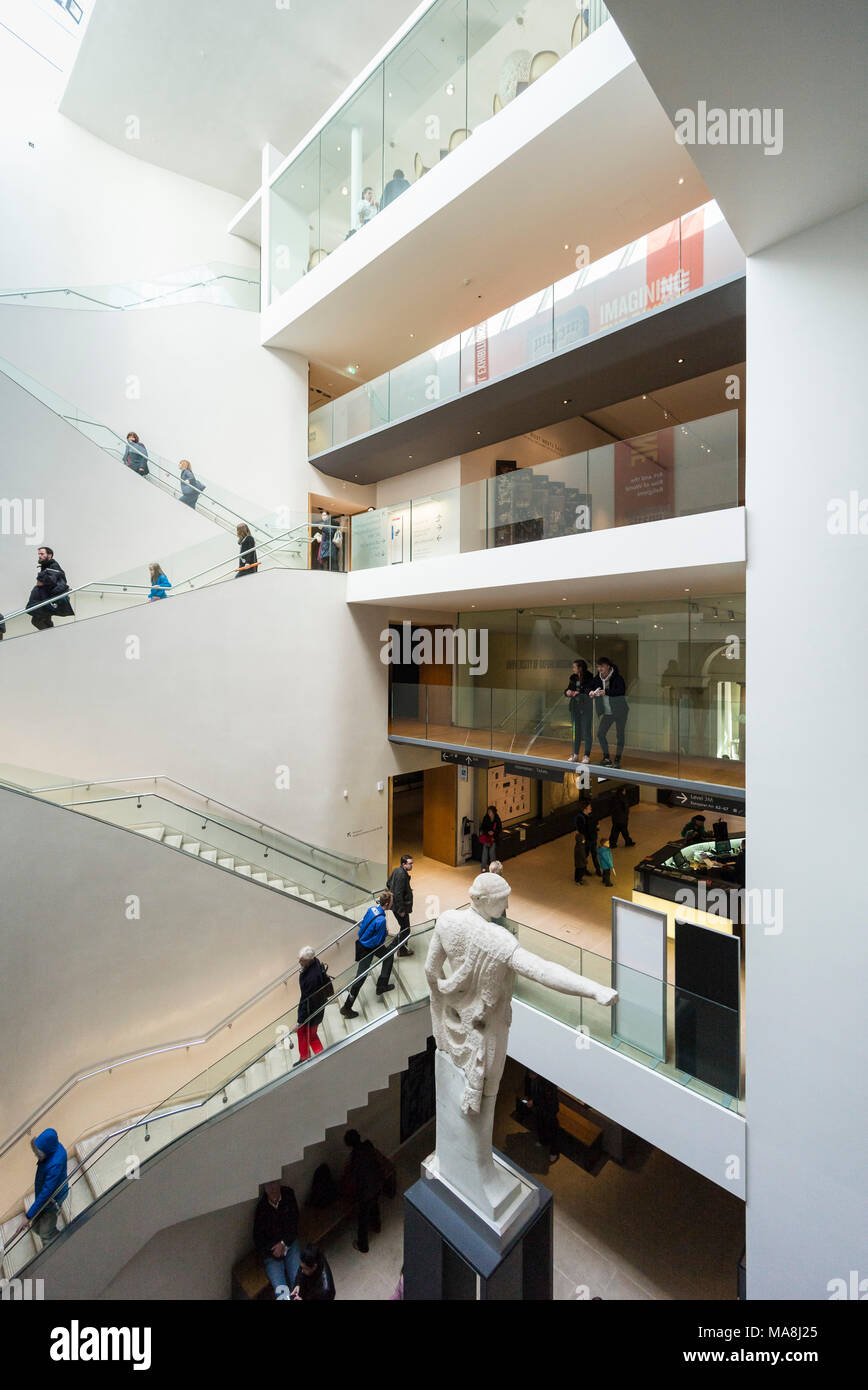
[403,1157,553,1301]
[425,1051,534,1232]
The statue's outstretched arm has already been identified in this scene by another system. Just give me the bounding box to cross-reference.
[511,945,618,1007]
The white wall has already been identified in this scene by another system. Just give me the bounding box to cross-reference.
[98,1068,407,1299]
[0,371,218,600]
[0,569,412,870]
[745,200,868,1299]
[0,783,356,1159]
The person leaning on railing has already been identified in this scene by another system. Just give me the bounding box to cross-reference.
[236,523,259,577]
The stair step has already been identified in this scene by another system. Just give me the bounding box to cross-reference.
[267,877,286,890]
[200,849,218,863]
[217,857,235,869]
[235,865,253,876]
[0,1215,36,1277]
[181,841,202,855]
[137,824,166,842]
[251,871,268,883]
[284,884,301,896]
[164,834,183,849]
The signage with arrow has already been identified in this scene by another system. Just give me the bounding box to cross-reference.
[441,751,490,769]
[659,789,745,817]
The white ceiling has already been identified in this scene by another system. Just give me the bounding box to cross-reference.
[606,0,868,254]
[58,0,419,197]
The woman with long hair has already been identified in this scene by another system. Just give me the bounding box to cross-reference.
[236,522,259,577]
[148,563,171,600]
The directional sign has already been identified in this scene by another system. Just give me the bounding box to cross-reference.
[659,789,745,818]
[504,760,565,784]
[441,751,489,769]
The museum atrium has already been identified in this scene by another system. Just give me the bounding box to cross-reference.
[0,0,864,1313]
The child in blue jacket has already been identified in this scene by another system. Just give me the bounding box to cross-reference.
[13,1128,69,1246]
[598,838,615,888]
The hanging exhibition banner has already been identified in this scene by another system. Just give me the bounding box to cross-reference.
[613,426,675,526]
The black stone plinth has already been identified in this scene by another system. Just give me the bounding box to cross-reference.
[403,1149,553,1300]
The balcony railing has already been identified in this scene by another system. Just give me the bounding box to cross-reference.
[309,201,743,456]
[350,409,739,570]
[268,0,611,303]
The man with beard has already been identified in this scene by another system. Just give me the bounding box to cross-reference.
[27,546,75,630]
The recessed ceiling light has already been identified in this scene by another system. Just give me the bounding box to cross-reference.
[409,455,413,459]
[446,82,455,96]
[563,243,569,250]
[336,145,342,152]
[678,176,684,185]
[409,332,414,338]
[347,363,359,374]
[677,357,684,364]
[642,394,647,400]
[341,186,348,196]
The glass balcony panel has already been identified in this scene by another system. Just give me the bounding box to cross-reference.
[332,372,390,446]
[318,67,385,258]
[389,336,461,422]
[409,487,461,560]
[460,287,554,391]
[384,0,469,196]
[308,402,334,456]
[270,137,320,301]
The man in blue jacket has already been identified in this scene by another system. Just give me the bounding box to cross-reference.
[340,891,396,1018]
[13,1128,69,1246]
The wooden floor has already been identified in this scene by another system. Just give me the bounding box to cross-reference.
[389,717,745,789]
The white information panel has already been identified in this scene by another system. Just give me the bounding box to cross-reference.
[350,509,390,571]
[410,489,460,561]
[611,897,667,1061]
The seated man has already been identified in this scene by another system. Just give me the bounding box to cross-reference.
[253,1180,300,1300]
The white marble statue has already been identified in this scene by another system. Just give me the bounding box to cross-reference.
[423,872,618,1226]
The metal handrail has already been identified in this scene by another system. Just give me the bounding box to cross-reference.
[1,926,427,1268]
[0,522,322,630]
[25,775,371,870]
[62,791,377,897]
[0,910,368,1163]
[0,271,259,313]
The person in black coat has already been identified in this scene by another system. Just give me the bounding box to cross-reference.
[524,1070,561,1162]
[253,1181,300,1298]
[27,547,74,630]
[478,805,502,871]
[236,523,259,577]
[574,798,601,876]
[610,785,636,848]
[589,657,629,767]
[565,659,594,762]
[292,1244,336,1301]
[343,1129,384,1253]
[386,855,414,957]
[295,946,330,1062]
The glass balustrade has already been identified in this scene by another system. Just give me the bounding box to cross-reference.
[0,353,288,539]
[61,792,377,913]
[506,918,742,1112]
[0,520,345,642]
[389,676,745,787]
[0,907,741,1277]
[0,262,260,312]
[269,0,610,304]
[310,201,743,453]
[350,409,739,570]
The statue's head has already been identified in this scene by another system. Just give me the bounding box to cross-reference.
[468,871,511,921]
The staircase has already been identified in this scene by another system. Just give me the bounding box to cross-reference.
[133,822,359,919]
[0,938,433,1295]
